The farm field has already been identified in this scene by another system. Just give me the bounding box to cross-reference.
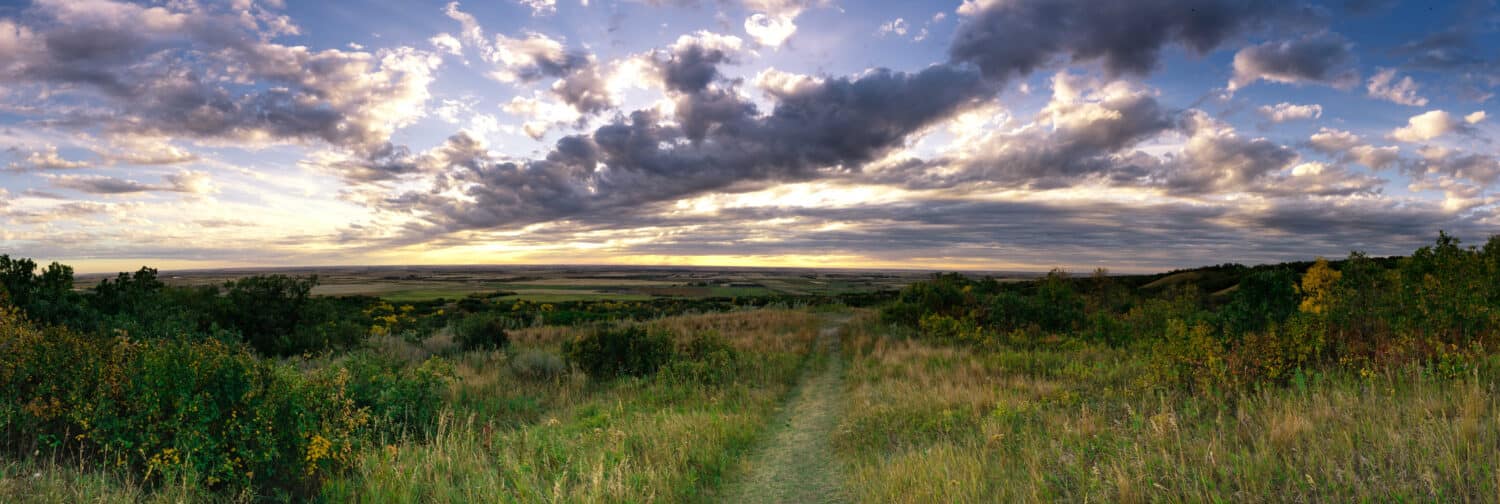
[75,265,963,303]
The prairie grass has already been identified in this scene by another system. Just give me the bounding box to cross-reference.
[834,311,1500,503]
[319,309,822,502]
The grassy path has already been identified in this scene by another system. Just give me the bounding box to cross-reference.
[722,323,848,504]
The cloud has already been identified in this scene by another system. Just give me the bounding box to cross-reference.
[744,13,797,47]
[1391,110,1486,142]
[0,0,443,181]
[1228,33,1359,91]
[1160,111,1300,194]
[516,0,557,16]
[1366,68,1428,106]
[3,201,112,225]
[741,0,821,48]
[656,32,746,94]
[444,2,588,84]
[378,62,994,239]
[430,33,463,56]
[1307,128,1401,169]
[950,0,1290,84]
[6,145,90,171]
[1258,102,1323,123]
[889,72,1173,190]
[99,136,199,165]
[46,170,215,195]
[444,3,614,121]
[1410,146,1500,187]
[877,18,908,37]
[48,174,160,194]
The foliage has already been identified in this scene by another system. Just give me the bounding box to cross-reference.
[1219,267,1299,337]
[562,325,676,380]
[451,312,510,351]
[883,232,1500,392]
[662,331,741,386]
[335,351,452,438]
[1297,257,1341,315]
[0,308,366,498]
[0,255,86,327]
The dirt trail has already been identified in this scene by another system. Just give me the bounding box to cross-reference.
[723,323,847,504]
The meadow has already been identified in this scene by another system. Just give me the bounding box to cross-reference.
[4,232,1500,502]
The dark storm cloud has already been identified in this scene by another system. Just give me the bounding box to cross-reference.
[657,37,738,93]
[1229,32,1359,90]
[948,0,1294,83]
[383,62,994,239]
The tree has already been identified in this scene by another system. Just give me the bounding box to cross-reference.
[216,275,319,355]
[1033,269,1084,333]
[1221,268,1299,337]
[1297,257,1341,315]
[0,255,85,326]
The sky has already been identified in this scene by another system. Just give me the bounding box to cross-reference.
[0,0,1498,274]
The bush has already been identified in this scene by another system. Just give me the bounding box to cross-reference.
[0,308,366,497]
[562,326,676,380]
[452,313,510,351]
[1147,319,1231,392]
[662,332,740,385]
[510,349,567,381]
[918,313,985,346]
[337,351,452,438]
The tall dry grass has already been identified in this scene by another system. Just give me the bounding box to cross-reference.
[834,311,1500,502]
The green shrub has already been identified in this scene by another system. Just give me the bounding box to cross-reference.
[336,351,452,438]
[918,313,985,346]
[562,326,676,380]
[1146,319,1231,392]
[0,308,366,497]
[452,313,510,351]
[662,332,740,385]
[510,348,567,381]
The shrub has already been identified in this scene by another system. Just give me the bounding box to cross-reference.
[918,313,985,346]
[0,308,366,497]
[452,313,510,351]
[562,326,676,380]
[510,348,568,381]
[662,332,740,385]
[337,351,452,438]
[1147,319,1231,392]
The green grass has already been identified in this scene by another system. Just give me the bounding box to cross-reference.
[497,292,654,303]
[318,310,824,502]
[708,286,776,297]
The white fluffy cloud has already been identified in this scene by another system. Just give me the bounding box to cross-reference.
[1258,102,1323,123]
[1391,110,1486,142]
